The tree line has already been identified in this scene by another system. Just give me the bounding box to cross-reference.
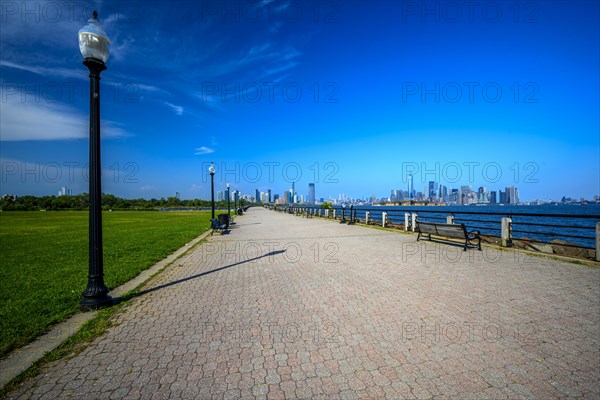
[0,194,245,211]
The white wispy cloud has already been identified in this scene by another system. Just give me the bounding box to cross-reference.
[194,146,215,155]
[262,61,299,78]
[163,101,184,115]
[137,84,162,92]
[0,87,128,141]
[0,60,84,80]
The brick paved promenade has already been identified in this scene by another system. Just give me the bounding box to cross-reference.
[6,207,600,399]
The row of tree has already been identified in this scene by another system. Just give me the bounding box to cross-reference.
[0,194,246,211]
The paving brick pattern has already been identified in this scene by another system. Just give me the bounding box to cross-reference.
[6,208,599,399]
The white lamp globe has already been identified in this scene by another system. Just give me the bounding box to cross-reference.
[78,11,111,63]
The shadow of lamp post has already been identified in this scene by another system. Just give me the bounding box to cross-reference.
[79,11,112,310]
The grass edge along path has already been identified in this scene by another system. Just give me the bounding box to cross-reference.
[0,301,124,397]
[0,211,212,358]
[0,227,214,391]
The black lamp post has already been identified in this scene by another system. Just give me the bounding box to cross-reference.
[341,203,346,223]
[79,11,112,310]
[226,183,231,228]
[234,190,238,214]
[349,204,354,224]
[209,162,215,219]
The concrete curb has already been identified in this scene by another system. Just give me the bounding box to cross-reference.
[0,228,214,389]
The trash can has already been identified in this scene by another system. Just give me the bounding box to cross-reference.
[218,213,229,228]
[237,207,243,215]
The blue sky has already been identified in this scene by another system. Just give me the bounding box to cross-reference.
[1,0,598,201]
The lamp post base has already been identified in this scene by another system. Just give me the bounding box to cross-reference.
[80,294,113,310]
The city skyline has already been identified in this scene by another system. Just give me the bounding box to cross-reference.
[3,178,599,206]
[208,180,598,206]
[1,1,598,201]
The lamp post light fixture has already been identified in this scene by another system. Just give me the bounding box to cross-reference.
[79,11,112,309]
[209,162,215,220]
[226,183,231,228]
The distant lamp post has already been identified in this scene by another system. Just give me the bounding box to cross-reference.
[349,204,354,224]
[79,11,112,309]
[226,183,231,228]
[341,203,346,223]
[209,162,215,219]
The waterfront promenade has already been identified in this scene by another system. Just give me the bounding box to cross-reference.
[6,207,600,399]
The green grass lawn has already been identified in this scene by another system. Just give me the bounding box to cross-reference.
[0,211,212,357]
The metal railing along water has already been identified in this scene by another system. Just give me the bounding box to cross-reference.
[267,204,600,251]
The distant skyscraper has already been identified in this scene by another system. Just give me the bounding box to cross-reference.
[291,182,295,203]
[308,183,315,205]
[505,186,519,204]
[267,189,272,203]
[58,186,70,196]
[490,191,497,204]
[255,189,260,203]
[449,189,459,205]
[427,181,438,201]
[283,191,290,204]
[478,186,488,203]
[499,190,506,204]
[439,184,448,202]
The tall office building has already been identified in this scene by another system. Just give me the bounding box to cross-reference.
[267,189,272,203]
[427,181,439,201]
[505,186,519,204]
[499,190,506,204]
[308,183,316,205]
[58,186,72,197]
[478,186,488,203]
[439,184,448,202]
[291,182,295,203]
[255,189,260,203]
[449,189,459,204]
[283,191,290,204]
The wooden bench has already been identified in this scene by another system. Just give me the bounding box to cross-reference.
[416,221,481,251]
[211,218,227,234]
